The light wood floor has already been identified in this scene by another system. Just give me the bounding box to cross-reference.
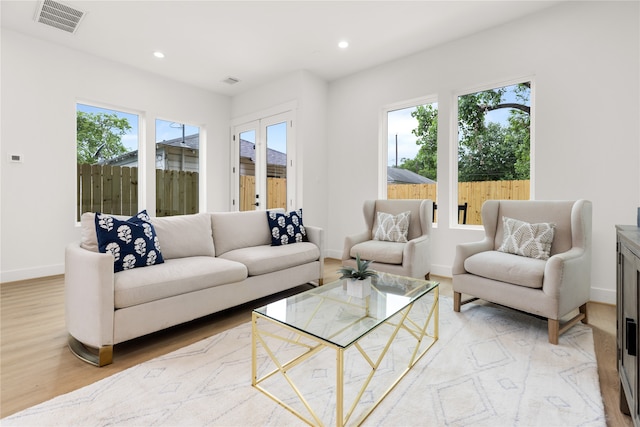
[0,259,632,426]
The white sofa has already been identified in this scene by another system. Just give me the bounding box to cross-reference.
[65,209,324,366]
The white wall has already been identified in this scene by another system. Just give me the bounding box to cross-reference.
[326,1,639,304]
[2,2,638,305]
[0,29,230,282]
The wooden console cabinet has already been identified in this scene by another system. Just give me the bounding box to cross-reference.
[617,225,640,427]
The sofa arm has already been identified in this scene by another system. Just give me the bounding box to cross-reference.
[452,239,494,275]
[342,231,370,261]
[64,243,115,349]
[402,235,431,277]
[305,225,325,282]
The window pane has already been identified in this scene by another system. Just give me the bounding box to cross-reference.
[386,103,438,219]
[457,82,531,225]
[76,103,139,220]
[155,119,200,216]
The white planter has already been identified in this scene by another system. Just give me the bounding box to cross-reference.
[346,277,371,298]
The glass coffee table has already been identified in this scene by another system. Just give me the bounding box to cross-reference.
[252,272,439,426]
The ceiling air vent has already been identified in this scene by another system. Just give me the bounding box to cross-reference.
[34,0,86,34]
[222,76,241,85]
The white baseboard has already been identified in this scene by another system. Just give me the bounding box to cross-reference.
[0,264,64,283]
[325,249,342,260]
[589,286,616,305]
[430,264,452,278]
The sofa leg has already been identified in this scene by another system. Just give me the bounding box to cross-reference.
[424,272,430,280]
[68,335,113,367]
[453,292,461,312]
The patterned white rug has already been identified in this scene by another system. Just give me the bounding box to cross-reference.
[3,297,605,427]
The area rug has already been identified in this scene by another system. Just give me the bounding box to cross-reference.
[3,297,605,426]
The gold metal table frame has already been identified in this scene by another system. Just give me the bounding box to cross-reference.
[251,274,439,426]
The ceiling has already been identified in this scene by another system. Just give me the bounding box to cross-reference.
[1,1,562,96]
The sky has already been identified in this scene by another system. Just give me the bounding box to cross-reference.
[239,122,287,154]
[77,103,199,152]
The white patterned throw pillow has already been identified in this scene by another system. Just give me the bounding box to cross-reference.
[498,216,556,260]
[373,211,411,243]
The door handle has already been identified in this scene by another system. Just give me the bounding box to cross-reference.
[626,318,637,356]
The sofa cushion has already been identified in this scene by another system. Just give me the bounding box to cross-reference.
[219,242,319,276]
[150,213,215,259]
[373,211,410,243]
[266,209,308,246]
[113,256,248,309]
[211,210,281,256]
[464,250,546,289]
[95,210,164,272]
[350,240,404,265]
[81,212,129,252]
[497,216,556,260]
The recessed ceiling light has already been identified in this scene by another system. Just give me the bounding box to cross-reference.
[153,51,165,59]
[338,41,349,49]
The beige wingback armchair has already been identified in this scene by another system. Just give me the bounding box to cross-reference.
[452,199,592,344]
[342,199,433,280]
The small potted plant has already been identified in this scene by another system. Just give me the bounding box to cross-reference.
[338,254,378,298]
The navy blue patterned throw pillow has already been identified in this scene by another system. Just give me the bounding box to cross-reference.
[266,209,308,246]
[95,210,164,272]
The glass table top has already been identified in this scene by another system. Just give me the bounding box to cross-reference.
[253,272,439,348]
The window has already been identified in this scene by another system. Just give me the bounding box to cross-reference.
[155,119,200,216]
[384,99,438,216]
[456,81,531,225]
[76,103,139,220]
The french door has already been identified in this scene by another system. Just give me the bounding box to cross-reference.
[232,111,294,211]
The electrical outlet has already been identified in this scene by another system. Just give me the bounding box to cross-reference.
[8,154,23,163]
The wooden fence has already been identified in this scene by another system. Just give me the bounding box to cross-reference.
[388,180,530,224]
[77,164,198,220]
[78,163,528,225]
[239,175,287,211]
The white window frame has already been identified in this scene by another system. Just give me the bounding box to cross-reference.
[75,100,144,222]
[451,76,535,228]
[378,95,438,199]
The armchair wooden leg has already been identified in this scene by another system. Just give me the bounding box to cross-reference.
[424,272,430,280]
[548,319,560,345]
[548,304,588,345]
[579,303,588,324]
[453,291,461,312]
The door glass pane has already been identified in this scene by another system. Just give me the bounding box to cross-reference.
[266,121,287,210]
[239,130,256,211]
[155,119,200,216]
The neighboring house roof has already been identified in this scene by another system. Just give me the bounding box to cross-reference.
[160,133,199,150]
[240,139,287,166]
[387,167,436,184]
[104,135,288,167]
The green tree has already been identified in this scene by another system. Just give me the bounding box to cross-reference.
[399,104,438,180]
[402,83,530,183]
[76,111,131,164]
[458,122,519,181]
[458,83,530,181]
